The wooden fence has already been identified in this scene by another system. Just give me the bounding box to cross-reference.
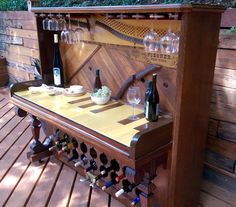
[0,9,235,195]
[0,11,39,83]
[204,9,236,196]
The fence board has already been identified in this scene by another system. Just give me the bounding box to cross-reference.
[221,9,236,28]
[218,121,236,143]
[23,38,39,49]
[207,136,236,161]
[219,29,236,49]
[7,27,37,40]
[215,49,236,70]
[214,67,236,89]
[8,45,39,59]
[210,103,236,124]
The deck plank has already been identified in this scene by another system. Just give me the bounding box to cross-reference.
[0,98,9,109]
[0,107,16,130]
[47,164,76,207]
[0,113,23,142]
[0,102,13,118]
[0,126,32,181]
[0,116,30,159]
[25,158,63,207]
[4,160,48,207]
[0,128,46,207]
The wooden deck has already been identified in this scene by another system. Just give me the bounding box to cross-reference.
[0,88,234,207]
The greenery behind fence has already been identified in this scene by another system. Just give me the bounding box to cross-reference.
[0,0,235,11]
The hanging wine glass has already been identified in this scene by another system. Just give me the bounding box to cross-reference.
[159,24,180,54]
[48,14,58,31]
[57,14,66,31]
[42,14,49,30]
[143,14,159,53]
[74,20,84,44]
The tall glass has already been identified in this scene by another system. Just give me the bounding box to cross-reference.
[127,86,141,120]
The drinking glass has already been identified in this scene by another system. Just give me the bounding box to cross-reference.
[48,14,58,31]
[42,14,49,30]
[143,28,159,53]
[127,86,141,120]
[159,25,179,54]
[57,14,66,31]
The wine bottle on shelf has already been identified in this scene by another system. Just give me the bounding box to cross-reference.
[85,160,97,172]
[92,159,119,183]
[52,34,64,87]
[94,69,102,92]
[102,172,118,190]
[115,179,137,198]
[68,149,79,162]
[131,196,140,206]
[145,73,160,122]
[74,154,88,167]
[144,80,152,115]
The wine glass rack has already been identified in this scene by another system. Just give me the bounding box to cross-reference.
[10,4,225,207]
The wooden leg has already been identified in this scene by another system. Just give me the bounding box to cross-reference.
[27,115,52,162]
[15,107,27,117]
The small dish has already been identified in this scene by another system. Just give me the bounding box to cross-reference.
[90,94,111,105]
[69,85,84,93]
[64,88,85,97]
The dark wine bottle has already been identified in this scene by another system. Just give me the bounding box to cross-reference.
[94,69,102,92]
[52,34,64,87]
[85,160,97,172]
[68,149,79,162]
[145,73,159,122]
[144,80,152,115]
[115,179,137,197]
[74,154,88,167]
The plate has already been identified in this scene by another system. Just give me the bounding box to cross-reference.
[63,89,86,97]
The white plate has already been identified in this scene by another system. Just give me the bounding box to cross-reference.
[63,88,86,97]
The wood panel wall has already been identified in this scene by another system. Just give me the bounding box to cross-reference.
[0,11,39,83]
[204,9,236,195]
[0,9,235,200]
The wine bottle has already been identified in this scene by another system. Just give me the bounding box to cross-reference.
[52,34,64,87]
[94,69,102,92]
[115,179,136,197]
[92,159,119,183]
[144,80,152,115]
[102,172,118,190]
[145,73,159,122]
[74,154,88,167]
[85,160,97,172]
[68,149,79,162]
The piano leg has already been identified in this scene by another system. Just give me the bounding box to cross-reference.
[26,115,52,162]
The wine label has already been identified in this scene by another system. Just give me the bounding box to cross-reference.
[53,67,61,86]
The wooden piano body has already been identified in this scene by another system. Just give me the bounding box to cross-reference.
[10,4,224,207]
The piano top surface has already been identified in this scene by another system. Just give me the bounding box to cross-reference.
[15,90,151,147]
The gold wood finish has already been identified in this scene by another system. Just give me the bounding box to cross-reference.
[15,90,148,147]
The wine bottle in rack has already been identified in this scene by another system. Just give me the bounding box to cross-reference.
[145,73,160,122]
[102,172,119,190]
[92,159,120,183]
[115,179,137,198]
[52,34,64,87]
[85,160,97,172]
[74,154,88,167]
[68,149,79,162]
[94,69,102,92]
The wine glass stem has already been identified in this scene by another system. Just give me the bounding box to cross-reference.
[132,104,135,118]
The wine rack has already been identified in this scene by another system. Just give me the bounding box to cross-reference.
[50,130,144,205]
